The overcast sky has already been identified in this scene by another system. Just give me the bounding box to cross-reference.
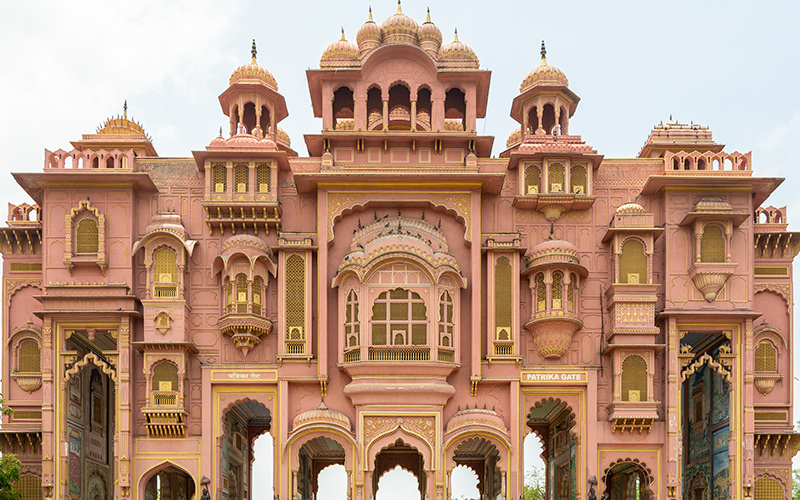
[1,0,799,496]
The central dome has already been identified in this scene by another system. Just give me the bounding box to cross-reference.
[520,41,568,92]
[381,1,419,45]
[230,40,278,91]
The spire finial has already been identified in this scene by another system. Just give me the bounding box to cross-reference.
[540,40,547,66]
[251,39,257,64]
[219,126,223,137]
[397,0,402,14]
[426,7,431,23]
[368,6,373,22]
[341,28,346,41]
[454,28,459,42]
[123,100,127,119]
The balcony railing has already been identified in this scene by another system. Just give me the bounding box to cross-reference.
[368,347,430,362]
[152,391,178,407]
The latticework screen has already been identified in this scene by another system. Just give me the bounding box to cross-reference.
[552,272,563,309]
[345,290,360,347]
[754,477,784,500]
[567,277,575,312]
[75,218,99,254]
[234,163,249,193]
[570,165,587,194]
[701,224,726,263]
[525,165,541,194]
[621,355,648,401]
[371,288,427,346]
[536,274,546,312]
[285,254,306,338]
[256,163,271,193]
[15,475,41,500]
[495,257,512,335]
[153,248,178,282]
[18,339,40,372]
[152,361,178,391]
[252,276,263,315]
[619,239,647,284]
[548,163,565,192]
[212,163,227,193]
[236,274,248,313]
[755,341,777,372]
[438,291,454,347]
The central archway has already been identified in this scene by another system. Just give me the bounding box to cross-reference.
[373,439,426,500]
[298,437,346,500]
[526,398,577,500]
[220,399,272,500]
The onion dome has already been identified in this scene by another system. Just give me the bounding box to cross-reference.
[520,41,568,93]
[417,8,442,54]
[438,29,479,69]
[357,7,382,54]
[321,29,360,68]
[506,127,522,149]
[380,1,419,45]
[292,400,352,431]
[229,40,278,91]
[615,202,646,215]
[276,127,291,148]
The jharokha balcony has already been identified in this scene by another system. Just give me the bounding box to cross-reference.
[217,302,273,357]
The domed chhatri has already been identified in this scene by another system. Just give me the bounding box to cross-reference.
[438,29,479,69]
[321,29,360,68]
[520,41,569,92]
[229,39,278,91]
[292,400,352,431]
[615,202,647,215]
[417,8,442,54]
[96,101,150,137]
[380,0,419,45]
[356,7,382,54]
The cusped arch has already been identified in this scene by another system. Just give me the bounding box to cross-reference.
[286,431,356,471]
[444,432,510,471]
[367,425,432,472]
[220,396,273,430]
[602,458,654,487]
[137,460,198,500]
[754,323,786,350]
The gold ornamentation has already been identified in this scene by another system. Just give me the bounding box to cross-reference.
[363,415,436,448]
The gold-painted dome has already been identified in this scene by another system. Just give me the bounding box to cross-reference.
[276,127,291,148]
[417,8,442,52]
[357,7,382,53]
[520,41,568,93]
[96,101,149,137]
[321,29,360,68]
[380,1,419,45]
[506,127,522,148]
[438,29,479,69]
[229,40,278,91]
[615,202,646,215]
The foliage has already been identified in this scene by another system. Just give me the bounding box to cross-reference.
[0,393,21,500]
[524,466,545,500]
[793,467,800,500]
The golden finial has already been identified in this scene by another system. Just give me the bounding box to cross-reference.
[123,100,127,119]
[368,6,373,22]
[540,40,547,66]
[454,28,459,43]
[251,39,257,64]
[341,28,346,41]
[397,0,402,14]
[426,7,431,23]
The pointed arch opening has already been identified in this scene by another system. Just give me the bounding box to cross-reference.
[298,437,347,500]
[526,398,577,500]
[221,399,273,500]
[374,439,425,500]
[388,84,412,130]
[333,86,354,131]
[444,88,466,131]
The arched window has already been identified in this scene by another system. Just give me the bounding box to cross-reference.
[535,274,546,312]
[700,224,725,263]
[567,274,575,312]
[548,163,565,193]
[444,88,466,131]
[621,355,648,401]
[438,291,454,347]
[527,106,538,134]
[152,361,179,392]
[570,165,586,194]
[333,86,355,130]
[286,254,306,339]
[388,85,411,130]
[252,276,263,315]
[370,288,427,346]
[495,257,512,338]
[17,339,40,373]
[256,163,271,193]
[345,290,360,348]
[14,475,42,500]
[755,341,777,372]
[552,272,563,309]
[242,102,257,134]
[235,274,248,313]
[367,87,383,130]
[75,218,99,254]
[525,165,541,194]
[234,162,249,193]
[212,163,227,193]
[754,477,784,500]
[619,239,647,284]
[153,247,178,298]
[541,104,556,134]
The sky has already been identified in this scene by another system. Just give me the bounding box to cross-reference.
[1,0,799,497]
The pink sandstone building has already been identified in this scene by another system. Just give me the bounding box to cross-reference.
[1,6,797,500]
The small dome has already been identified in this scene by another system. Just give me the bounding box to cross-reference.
[321,29,360,68]
[693,197,733,212]
[292,400,351,431]
[357,7,382,53]
[506,127,522,148]
[520,41,568,93]
[96,101,150,138]
[208,129,226,149]
[615,202,646,215]
[230,40,278,91]
[417,8,442,52]
[525,238,586,276]
[438,29,479,69]
[446,407,508,435]
[276,127,291,148]
[531,238,578,255]
[380,1,419,45]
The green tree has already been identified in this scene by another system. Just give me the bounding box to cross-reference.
[0,393,21,500]
[524,466,545,500]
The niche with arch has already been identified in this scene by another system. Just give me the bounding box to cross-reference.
[64,199,107,274]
